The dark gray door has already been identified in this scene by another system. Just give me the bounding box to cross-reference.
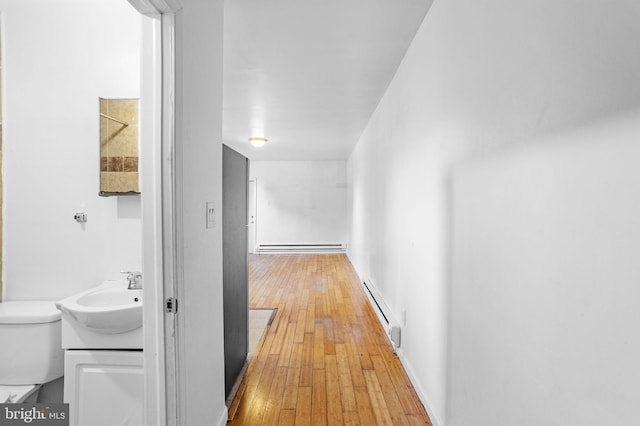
[222,145,249,397]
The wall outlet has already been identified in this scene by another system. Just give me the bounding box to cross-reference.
[74,212,87,223]
[389,325,402,348]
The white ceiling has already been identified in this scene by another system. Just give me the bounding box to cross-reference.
[222,0,433,161]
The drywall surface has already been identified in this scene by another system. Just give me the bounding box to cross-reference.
[346,0,640,424]
[174,0,227,424]
[450,113,640,426]
[251,161,347,246]
[1,0,142,300]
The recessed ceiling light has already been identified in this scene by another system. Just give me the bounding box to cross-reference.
[249,137,268,148]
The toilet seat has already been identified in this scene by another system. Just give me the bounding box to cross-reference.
[0,384,41,403]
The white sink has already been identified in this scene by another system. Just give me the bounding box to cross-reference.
[56,281,142,334]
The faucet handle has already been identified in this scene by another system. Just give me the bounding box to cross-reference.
[120,271,142,288]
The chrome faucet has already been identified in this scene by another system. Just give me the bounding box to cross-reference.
[121,271,143,289]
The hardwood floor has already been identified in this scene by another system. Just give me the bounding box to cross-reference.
[228,254,432,425]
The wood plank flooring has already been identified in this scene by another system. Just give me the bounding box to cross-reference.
[228,254,432,425]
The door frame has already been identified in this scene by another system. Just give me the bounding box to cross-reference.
[127,0,181,425]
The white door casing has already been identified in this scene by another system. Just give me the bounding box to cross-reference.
[128,0,181,425]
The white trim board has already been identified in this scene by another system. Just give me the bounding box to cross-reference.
[359,278,444,426]
[255,244,346,255]
[215,407,229,426]
[395,348,445,426]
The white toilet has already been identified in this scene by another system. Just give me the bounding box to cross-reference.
[0,301,64,403]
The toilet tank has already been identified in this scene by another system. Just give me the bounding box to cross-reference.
[0,301,64,385]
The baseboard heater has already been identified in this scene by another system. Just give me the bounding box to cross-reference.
[363,280,402,349]
[255,244,346,254]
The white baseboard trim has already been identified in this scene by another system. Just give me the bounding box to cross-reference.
[215,406,229,426]
[359,281,445,426]
[347,252,446,426]
[395,348,445,426]
[255,243,346,254]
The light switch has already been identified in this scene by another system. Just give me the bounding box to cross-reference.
[206,202,216,229]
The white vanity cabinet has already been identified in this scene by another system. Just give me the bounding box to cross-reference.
[57,281,145,425]
[64,350,143,426]
[57,281,144,425]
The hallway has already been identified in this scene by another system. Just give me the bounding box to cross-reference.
[227,254,432,425]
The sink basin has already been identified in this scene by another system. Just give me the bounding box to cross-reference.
[56,281,142,334]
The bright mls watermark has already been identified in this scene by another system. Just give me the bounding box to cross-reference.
[0,404,69,426]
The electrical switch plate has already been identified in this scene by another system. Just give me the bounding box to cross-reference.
[206,202,216,229]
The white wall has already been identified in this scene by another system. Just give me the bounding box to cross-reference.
[1,0,143,300]
[450,113,640,426]
[251,161,347,246]
[346,0,640,424]
[174,1,227,424]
